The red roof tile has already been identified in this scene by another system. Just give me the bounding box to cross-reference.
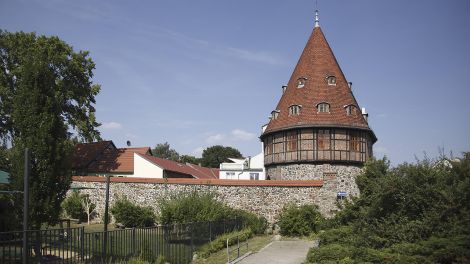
[263,26,375,140]
[88,147,151,173]
[72,176,323,187]
[138,154,219,179]
[70,141,115,170]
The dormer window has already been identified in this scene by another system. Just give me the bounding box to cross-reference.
[326,76,336,85]
[289,105,301,116]
[296,77,307,88]
[345,105,357,116]
[317,102,330,113]
[271,110,280,120]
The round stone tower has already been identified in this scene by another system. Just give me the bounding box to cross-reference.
[260,11,377,197]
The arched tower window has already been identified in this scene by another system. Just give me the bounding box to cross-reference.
[317,102,330,113]
[289,105,301,116]
[296,77,307,88]
[271,110,280,120]
[326,75,336,85]
[345,105,357,116]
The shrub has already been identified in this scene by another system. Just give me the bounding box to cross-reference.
[231,209,268,235]
[306,243,354,263]
[110,196,155,227]
[62,190,95,222]
[278,203,323,236]
[197,228,253,258]
[159,191,231,224]
[155,255,165,264]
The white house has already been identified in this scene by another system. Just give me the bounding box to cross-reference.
[219,152,265,180]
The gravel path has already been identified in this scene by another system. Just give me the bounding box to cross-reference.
[236,240,318,264]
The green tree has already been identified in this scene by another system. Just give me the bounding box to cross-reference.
[0,31,101,230]
[152,142,180,161]
[62,190,95,224]
[179,154,200,165]
[201,145,243,168]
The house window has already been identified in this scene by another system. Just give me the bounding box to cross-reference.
[250,173,259,180]
[226,172,235,179]
[350,133,360,152]
[318,130,330,150]
[327,76,336,85]
[289,105,301,116]
[346,105,357,116]
[287,131,298,151]
[271,110,280,120]
[296,77,307,88]
[317,103,330,113]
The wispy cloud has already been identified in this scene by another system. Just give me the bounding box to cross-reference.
[223,47,284,65]
[204,129,256,145]
[192,147,205,158]
[102,121,122,130]
[205,133,226,144]
[127,22,284,66]
[231,129,256,141]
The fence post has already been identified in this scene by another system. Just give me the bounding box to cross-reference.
[80,226,85,260]
[209,221,212,242]
[190,222,194,256]
[22,148,30,264]
[237,236,240,259]
[111,235,114,257]
[132,228,136,257]
[226,238,230,264]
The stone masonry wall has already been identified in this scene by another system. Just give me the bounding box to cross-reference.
[70,171,361,224]
[266,164,362,198]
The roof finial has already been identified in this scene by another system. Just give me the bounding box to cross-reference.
[314,9,319,28]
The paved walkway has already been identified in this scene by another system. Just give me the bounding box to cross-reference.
[237,240,317,264]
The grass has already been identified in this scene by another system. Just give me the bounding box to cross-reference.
[192,235,273,264]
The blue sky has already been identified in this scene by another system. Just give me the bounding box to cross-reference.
[1,0,469,165]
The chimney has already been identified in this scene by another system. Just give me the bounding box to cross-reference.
[282,85,287,93]
[247,156,251,169]
[348,82,352,89]
[362,107,369,122]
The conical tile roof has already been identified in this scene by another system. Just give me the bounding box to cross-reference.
[263,25,374,139]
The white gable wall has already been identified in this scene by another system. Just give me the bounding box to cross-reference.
[133,153,164,178]
[219,152,265,180]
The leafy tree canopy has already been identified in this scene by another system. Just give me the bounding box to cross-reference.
[179,154,200,165]
[152,142,180,161]
[0,30,101,229]
[306,153,470,263]
[201,145,243,168]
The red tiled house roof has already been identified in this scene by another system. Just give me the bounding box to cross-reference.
[138,154,219,179]
[262,25,376,141]
[70,141,152,174]
[70,141,115,172]
[88,147,151,173]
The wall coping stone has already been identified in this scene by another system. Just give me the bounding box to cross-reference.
[72,176,323,187]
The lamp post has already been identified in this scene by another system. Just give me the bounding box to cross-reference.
[22,148,30,264]
[102,175,111,261]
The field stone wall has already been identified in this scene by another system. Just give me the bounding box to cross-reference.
[71,169,361,224]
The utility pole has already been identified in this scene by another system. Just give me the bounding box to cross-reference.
[22,148,30,264]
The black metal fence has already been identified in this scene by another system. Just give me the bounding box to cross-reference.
[0,218,242,263]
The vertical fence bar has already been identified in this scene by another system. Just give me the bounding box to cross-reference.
[80,226,84,260]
